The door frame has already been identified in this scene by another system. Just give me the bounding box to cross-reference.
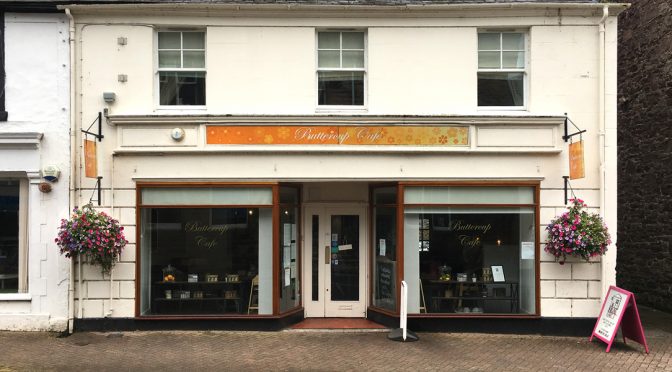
[303,203,368,318]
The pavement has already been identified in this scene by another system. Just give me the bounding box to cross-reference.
[0,306,670,371]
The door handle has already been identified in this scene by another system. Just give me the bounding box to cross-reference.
[325,246,330,264]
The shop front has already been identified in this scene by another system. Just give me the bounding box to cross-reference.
[130,177,540,325]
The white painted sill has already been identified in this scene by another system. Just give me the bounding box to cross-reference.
[0,293,32,301]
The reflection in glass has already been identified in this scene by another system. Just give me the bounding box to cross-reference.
[404,208,536,315]
[478,33,500,50]
[279,202,300,312]
[330,215,359,301]
[318,71,364,106]
[140,207,273,315]
[159,71,206,106]
[477,72,524,107]
[373,206,396,311]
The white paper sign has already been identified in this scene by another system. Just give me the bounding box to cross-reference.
[284,268,291,287]
[521,242,535,260]
[290,262,297,279]
[283,246,290,267]
[379,239,386,256]
[492,265,505,282]
[338,244,353,251]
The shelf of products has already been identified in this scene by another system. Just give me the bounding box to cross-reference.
[152,279,249,315]
[425,280,519,313]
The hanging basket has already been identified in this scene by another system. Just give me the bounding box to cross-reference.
[55,204,127,275]
[544,198,611,264]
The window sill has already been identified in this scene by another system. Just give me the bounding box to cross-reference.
[477,107,527,113]
[315,106,368,114]
[0,293,32,301]
[155,106,207,114]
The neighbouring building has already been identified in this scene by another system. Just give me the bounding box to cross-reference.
[0,2,71,331]
[63,0,626,333]
[617,0,672,313]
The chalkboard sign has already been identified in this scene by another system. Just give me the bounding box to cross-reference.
[376,260,396,306]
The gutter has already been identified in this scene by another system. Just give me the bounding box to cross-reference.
[58,2,631,16]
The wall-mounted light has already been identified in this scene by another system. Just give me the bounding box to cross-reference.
[103,92,116,103]
[497,239,502,246]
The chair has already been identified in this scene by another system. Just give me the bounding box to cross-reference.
[247,275,259,314]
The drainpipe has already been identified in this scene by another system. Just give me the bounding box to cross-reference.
[65,7,77,334]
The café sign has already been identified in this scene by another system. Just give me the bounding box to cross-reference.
[206,125,469,146]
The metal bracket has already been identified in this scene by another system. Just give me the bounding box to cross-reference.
[81,112,104,142]
[563,113,587,142]
[89,176,103,206]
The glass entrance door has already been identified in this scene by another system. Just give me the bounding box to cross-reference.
[304,205,367,318]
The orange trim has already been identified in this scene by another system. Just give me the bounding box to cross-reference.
[206,125,469,146]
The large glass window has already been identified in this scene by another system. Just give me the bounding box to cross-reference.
[404,187,537,315]
[478,32,526,107]
[158,31,206,106]
[372,186,397,312]
[139,187,273,316]
[317,31,365,106]
[279,186,300,313]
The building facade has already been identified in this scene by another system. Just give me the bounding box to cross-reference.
[0,5,71,331]
[65,0,625,332]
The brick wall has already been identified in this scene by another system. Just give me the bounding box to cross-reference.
[617,0,672,312]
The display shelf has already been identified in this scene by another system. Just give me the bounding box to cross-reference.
[155,281,242,285]
[155,297,241,301]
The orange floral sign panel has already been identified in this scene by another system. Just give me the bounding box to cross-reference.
[569,140,585,180]
[206,125,469,146]
[84,139,97,179]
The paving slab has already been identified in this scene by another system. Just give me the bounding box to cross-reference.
[0,306,669,371]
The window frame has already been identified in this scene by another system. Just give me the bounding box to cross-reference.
[315,30,368,112]
[477,31,528,111]
[155,30,207,110]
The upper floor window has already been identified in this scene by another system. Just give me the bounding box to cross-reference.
[477,32,526,108]
[158,31,206,106]
[317,31,365,107]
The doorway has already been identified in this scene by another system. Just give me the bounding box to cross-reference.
[303,204,367,318]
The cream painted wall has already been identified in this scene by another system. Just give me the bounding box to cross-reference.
[368,27,476,115]
[207,27,315,114]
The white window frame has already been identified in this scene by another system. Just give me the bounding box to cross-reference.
[155,30,207,111]
[315,30,368,112]
[477,31,528,111]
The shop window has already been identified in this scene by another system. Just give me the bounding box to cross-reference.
[279,186,300,313]
[477,32,526,108]
[0,179,27,294]
[139,187,273,316]
[158,31,206,106]
[372,186,397,312]
[403,186,537,315]
[317,31,365,107]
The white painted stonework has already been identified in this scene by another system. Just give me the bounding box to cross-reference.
[0,13,71,331]
[65,3,623,319]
